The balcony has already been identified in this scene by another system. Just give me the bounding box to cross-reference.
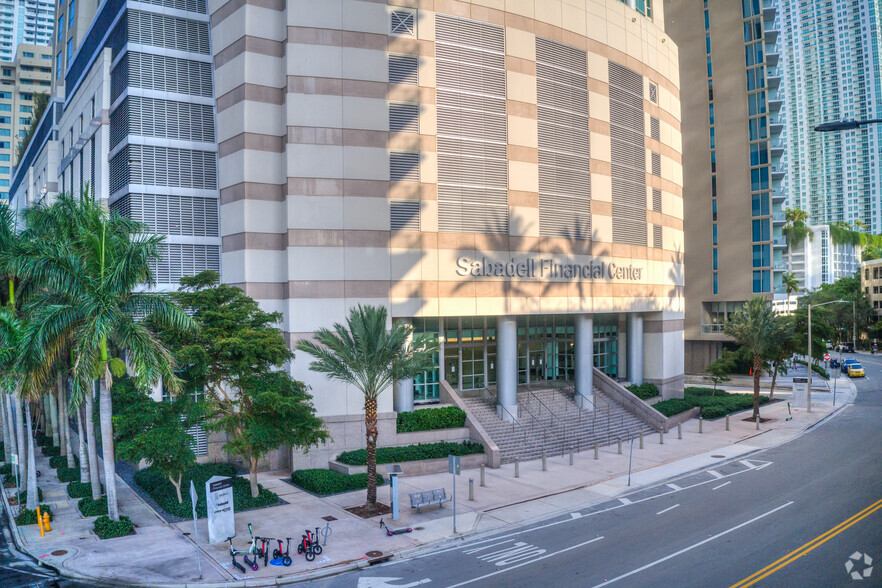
[764,26,779,45]
[773,209,786,224]
[770,140,785,158]
[769,115,784,133]
[773,237,787,249]
[763,0,776,21]
[701,324,726,335]
[773,260,788,271]
[771,165,786,180]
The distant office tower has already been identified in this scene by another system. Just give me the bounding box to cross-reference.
[667,0,784,371]
[51,0,97,93]
[778,0,882,233]
[0,0,55,62]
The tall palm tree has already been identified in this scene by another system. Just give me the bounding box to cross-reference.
[14,193,194,521]
[723,296,785,421]
[296,305,437,513]
[783,208,813,273]
[782,272,799,313]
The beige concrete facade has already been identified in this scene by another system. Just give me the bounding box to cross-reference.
[208,0,684,467]
[862,258,882,317]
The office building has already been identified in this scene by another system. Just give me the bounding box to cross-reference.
[51,0,98,93]
[0,0,55,63]
[666,0,784,372]
[778,0,882,233]
[862,258,882,316]
[209,0,684,467]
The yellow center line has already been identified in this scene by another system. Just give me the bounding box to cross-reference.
[730,498,882,588]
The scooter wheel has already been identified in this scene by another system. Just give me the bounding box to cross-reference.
[283,556,292,567]
[306,551,315,562]
[387,531,394,536]
[251,563,259,571]
[297,544,303,554]
[312,544,322,555]
[273,549,280,559]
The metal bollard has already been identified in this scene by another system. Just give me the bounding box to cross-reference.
[678,423,682,440]
[515,458,520,478]
[569,449,574,466]
[726,415,730,431]
[639,431,644,449]
[756,417,760,431]
[480,464,486,487]
[542,449,547,471]
[659,431,664,445]
[469,478,475,501]
[699,416,703,434]
[617,438,622,454]
[594,442,599,460]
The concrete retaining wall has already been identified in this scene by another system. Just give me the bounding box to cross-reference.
[441,380,502,468]
[329,452,487,476]
[594,368,667,432]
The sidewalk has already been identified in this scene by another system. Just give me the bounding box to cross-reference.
[1,379,856,587]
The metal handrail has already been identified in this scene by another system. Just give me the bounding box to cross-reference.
[480,386,551,461]
[522,383,569,456]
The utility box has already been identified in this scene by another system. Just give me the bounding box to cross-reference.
[792,377,808,408]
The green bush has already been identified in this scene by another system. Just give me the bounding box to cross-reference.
[15,505,53,525]
[49,454,79,469]
[35,433,51,447]
[337,440,484,466]
[653,398,694,417]
[291,469,386,496]
[0,441,4,455]
[0,463,11,476]
[17,488,44,503]
[57,466,80,483]
[397,407,467,433]
[67,482,102,499]
[41,445,60,458]
[94,515,134,539]
[78,496,108,517]
[626,383,660,400]
[133,462,278,519]
[653,387,770,420]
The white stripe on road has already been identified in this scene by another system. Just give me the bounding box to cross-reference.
[666,483,682,491]
[618,498,632,505]
[446,536,604,588]
[589,502,794,587]
[713,481,732,491]
[656,504,680,515]
[707,470,724,479]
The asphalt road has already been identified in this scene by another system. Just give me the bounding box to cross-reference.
[315,354,882,588]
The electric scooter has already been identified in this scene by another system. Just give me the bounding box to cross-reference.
[272,537,293,566]
[380,518,412,536]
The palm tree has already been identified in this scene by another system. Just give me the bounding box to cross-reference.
[14,193,193,521]
[783,208,814,273]
[782,272,800,313]
[296,305,437,513]
[723,296,785,421]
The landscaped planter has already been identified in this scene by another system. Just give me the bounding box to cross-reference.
[329,452,487,476]
[393,427,471,446]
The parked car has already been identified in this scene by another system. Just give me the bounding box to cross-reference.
[842,358,858,373]
[847,364,865,378]
[842,342,855,353]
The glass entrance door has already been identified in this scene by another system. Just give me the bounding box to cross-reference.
[444,347,460,389]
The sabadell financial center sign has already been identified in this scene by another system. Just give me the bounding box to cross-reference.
[456,256,643,280]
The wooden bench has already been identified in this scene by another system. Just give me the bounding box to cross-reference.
[409,488,452,512]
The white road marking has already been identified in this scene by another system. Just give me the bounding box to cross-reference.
[463,540,515,555]
[707,470,724,479]
[589,502,794,587]
[358,578,431,588]
[618,498,632,505]
[446,536,604,587]
[740,460,757,469]
[570,512,583,519]
[666,483,682,491]
[656,504,680,515]
[713,481,731,491]
[473,541,547,566]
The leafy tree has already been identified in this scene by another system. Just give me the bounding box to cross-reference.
[296,305,438,513]
[15,92,49,165]
[723,296,786,420]
[111,376,205,503]
[762,314,797,400]
[703,355,733,395]
[207,371,328,497]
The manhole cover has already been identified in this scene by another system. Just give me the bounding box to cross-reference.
[366,550,383,558]
[322,515,337,521]
[711,455,726,458]
[51,550,67,556]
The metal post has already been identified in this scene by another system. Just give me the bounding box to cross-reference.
[808,305,813,413]
[756,416,760,431]
[639,431,643,449]
[833,368,837,406]
[469,478,475,501]
[699,416,703,434]
[678,423,682,440]
[617,438,622,454]
[659,431,664,445]
[515,458,519,478]
[542,449,547,471]
[453,468,457,534]
[594,442,599,460]
[480,464,485,487]
[569,449,574,466]
[726,415,730,431]
[627,437,634,487]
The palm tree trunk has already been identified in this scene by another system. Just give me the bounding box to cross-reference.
[83,391,101,500]
[60,378,74,468]
[5,395,17,466]
[13,395,26,491]
[49,389,60,449]
[248,458,260,499]
[364,396,378,510]
[769,359,779,400]
[752,355,762,421]
[24,403,37,511]
[75,404,89,484]
[1,393,11,464]
[98,377,119,522]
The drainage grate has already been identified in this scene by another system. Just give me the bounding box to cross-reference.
[51,550,68,556]
[711,455,726,458]
[366,550,383,558]
[322,515,337,521]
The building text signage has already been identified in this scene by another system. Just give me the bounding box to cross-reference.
[455,256,642,280]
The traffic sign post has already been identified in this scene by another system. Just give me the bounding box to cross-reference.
[448,455,461,534]
[824,353,830,361]
[189,481,203,579]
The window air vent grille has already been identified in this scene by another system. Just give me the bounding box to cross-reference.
[115,194,219,236]
[391,10,416,35]
[137,0,207,14]
[121,145,217,191]
[390,151,420,182]
[652,188,662,212]
[185,423,208,456]
[653,224,663,249]
[389,102,419,133]
[651,152,661,176]
[609,61,646,246]
[389,54,419,85]
[128,11,211,54]
[391,200,420,231]
[112,96,215,145]
[650,116,660,141]
[151,243,220,284]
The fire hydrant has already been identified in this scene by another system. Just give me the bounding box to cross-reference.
[42,511,51,532]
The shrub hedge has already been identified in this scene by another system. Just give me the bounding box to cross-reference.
[626,383,660,400]
[396,407,467,433]
[337,440,484,466]
[15,505,53,525]
[0,463,11,476]
[290,469,386,496]
[17,488,43,503]
[653,398,693,418]
[78,496,108,517]
[67,482,103,499]
[41,445,60,458]
[35,433,51,447]
[49,454,79,469]
[57,466,80,483]
[94,515,134,539]
[653,387,770,420]
[133,462,279,519]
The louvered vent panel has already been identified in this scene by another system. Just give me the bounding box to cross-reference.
[110,194,131,218]
[391,200,420,231]
[389,102,419,133]
[123,52,213,97]
[114,96,215,143]
[151,244,221,284]
[128,11,210,54]
[651,152,661,176]
[185,423,208,456]
[390,151,420,182]
[435,14,508,235]
[536,37,590,239]
[609,61,646,246]
[109,146,131,194]
[649,83,658,103]
[110,53,129,102]
[653,224,663,249]
[123,145,217,190]
[90,139,96,196]
[652,188,662,212]
[389,54,419,85]
[137,0,207,13]
[125,194,219,236]
[109,100,128,149]
[391,9,416,35]
[650,116,660,141]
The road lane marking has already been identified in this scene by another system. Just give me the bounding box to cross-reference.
[462,540,515,555]
[713,481,731,491]
[570,512,583,519]
[589,501,793,587]
[708,470,724,479]
[730,498,882,588]
[656,504,679,515]
[618,498,632,505]
[446,537,604,587]
[473,541,547,566]
[666,483,682,490]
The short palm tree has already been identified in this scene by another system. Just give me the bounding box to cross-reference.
[14,193,194,521]
[296,305,438,513]
[723,296,785,421]
[782,272,800,313]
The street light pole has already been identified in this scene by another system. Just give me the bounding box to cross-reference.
[807,299,849,413]
[814,118,882,132]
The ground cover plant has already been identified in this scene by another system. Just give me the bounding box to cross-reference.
[290,469,386,496]
[396,407,466,433]
[653,387,770,419]
[94,515,134,539]
[625,383,660,400]
[336,440,484,466]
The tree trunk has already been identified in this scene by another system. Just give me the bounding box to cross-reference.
[49,390,59,449]
[769,360,779,400]
[364,396,378,510]
[83,392,101,500]
[170,473,183,504]
[61,379,74,469]
[57,374,67,459]
[249,458,260,498]
[98,377,120,522]
[24,403,37,511]
[75,405,89,484]
[1,393,12,464]
[13,395,26,491]
[752,355,762,421]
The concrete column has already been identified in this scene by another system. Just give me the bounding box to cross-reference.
[393,319,415,413]
[627,313,643,385]
[574,314,594,410]
[496,316,518,422]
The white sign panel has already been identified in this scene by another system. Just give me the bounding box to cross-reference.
[206,475,235,544]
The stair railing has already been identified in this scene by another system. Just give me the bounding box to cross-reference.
[480,387,552,462]
[522,383,569,456]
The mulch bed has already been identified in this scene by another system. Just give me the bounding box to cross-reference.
[346,502,391,519]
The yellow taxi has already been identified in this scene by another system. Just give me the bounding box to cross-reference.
[847,363,865,378]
